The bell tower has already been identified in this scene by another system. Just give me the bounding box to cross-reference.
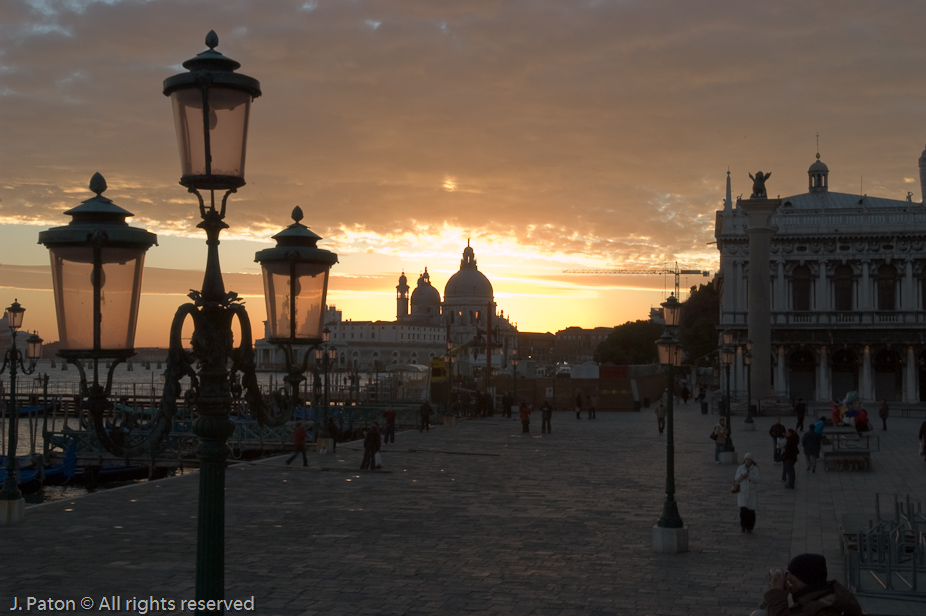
[396,271,409,321]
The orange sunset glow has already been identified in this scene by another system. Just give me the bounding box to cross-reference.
[3,2,926,347]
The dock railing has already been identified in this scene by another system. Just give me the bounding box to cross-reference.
[841,494,926,600]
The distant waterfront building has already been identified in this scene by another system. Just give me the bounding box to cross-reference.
[552,326,613,365]
[255,242,518,376]
[716,146,926,404]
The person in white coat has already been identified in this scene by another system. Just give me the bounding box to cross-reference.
[734,452,760,533]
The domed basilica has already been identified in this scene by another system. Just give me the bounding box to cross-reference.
[255,242,518,375]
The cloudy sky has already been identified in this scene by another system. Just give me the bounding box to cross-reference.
[3,0,926,347]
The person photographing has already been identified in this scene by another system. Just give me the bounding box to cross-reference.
[753,553,862,616]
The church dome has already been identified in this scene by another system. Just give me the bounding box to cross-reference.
[411,267,441,315]
[444,242,493,301]
[808,153,829,194]
[809,158,828,173]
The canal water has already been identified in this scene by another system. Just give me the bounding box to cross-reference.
[1,357,290,505]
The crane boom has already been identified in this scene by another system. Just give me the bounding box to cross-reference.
[561,266,710,297]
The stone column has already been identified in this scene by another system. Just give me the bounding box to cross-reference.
[906,346,916,403]
[776,345,788,396]
[862,346,873,401]
[860,261,871,311]
[739,197,781,401]
[818,346,829,403]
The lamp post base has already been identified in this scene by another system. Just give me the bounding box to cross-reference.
[0,497,25,525]
[718,451,738,464]
[652,525,689,554]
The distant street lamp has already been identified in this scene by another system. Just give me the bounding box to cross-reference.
[721,330,736,453]
[744,339,754,424]
[511,348,519,404]
[653,293,686,553]
[445,339,454,415]
[0,300,42,525]
[313,329,337,438]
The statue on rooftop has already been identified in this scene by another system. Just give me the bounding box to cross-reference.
[749,171,771,199]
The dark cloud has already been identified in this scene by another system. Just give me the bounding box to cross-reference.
[4,0,926,271]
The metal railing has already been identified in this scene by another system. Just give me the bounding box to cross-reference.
[841,494,926,599]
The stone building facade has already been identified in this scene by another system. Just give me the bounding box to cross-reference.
[716,148,926,404]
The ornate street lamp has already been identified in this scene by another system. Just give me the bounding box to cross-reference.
[653,294,686,552]
[37,34,320,613]
[744,339,754,424]
[312,329,337,439]
[721,330,736,453]
[255,208,338,415]
[511,347,519,404]
[38,173,161,455]
[1,300,43,525]
[445,339,454,415]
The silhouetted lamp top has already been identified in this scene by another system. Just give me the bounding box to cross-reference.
[163,30,262,192]
[661,293,681,328]
[25,332,43,361]
[5,299,25,331]
[255,207,338,344]
[38,173,158,359]
[656,331,682,367]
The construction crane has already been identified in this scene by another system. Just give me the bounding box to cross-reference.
[562,264,711,298]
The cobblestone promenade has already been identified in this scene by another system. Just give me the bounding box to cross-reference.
[2,404,924,615]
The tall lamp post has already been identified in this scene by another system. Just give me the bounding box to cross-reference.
[511,348,519,404]
[40,33,336,615]
[744,339,754,425]
[445,339,454,416]
[313,329,336,438]
[653,294,686,553]
[721,330,736,454]
[1,300,43,525]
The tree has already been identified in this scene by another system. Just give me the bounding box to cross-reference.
[678,282,719,366]
[594,319,664,365]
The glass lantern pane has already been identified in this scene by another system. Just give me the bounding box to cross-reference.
[171,89,206,179]
[261,266,289,340]
[208,88,251,180]
[49,246,147,353]
[292,262,329,341]
[262,262,330,342]
[170,88,250,181]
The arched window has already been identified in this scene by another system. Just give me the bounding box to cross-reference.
[834,264,853,311]
[792,265,812,311]
[877,264,896,311]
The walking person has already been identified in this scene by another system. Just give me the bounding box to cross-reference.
[326,416,340,453]
[878,399,889,431]
[575,392,583,419]
[733,453,760,533]
[519,401,532,433]
[419,399,432,433]
[655,400,666,435]
[382,406,397,444]
[540,399,553,434]
[286,422,308,467]
[586,395,596,419]
[360,422,382,470]
[801,424,822,473]
[713,417,729,463]
[781,428,800,489]
[769,418,786,463]
[794,398,807,431]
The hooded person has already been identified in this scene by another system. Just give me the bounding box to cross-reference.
[733,452,760,533]
[759,553,863,616]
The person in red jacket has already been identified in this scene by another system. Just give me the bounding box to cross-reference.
[519,401,532,433]
[286,422,308,467]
